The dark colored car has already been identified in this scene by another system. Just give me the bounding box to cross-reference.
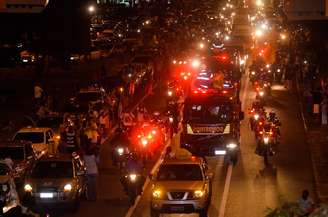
[24,154,87,212]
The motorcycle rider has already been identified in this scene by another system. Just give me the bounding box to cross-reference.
[267,111,281,137]
[120,152,144,197]
[111,128,131,167]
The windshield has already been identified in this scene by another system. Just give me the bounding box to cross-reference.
[31,161,73,178]
[185,103,232,123]
[157,164,203,181]
[14,132,44,143]
[0,147,25,160]
[77,92,101,102]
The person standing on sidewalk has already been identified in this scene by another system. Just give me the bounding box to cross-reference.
[84,144,99,201]
[298,189,315,216]
[321,94,328,125]
[34,83,44,107]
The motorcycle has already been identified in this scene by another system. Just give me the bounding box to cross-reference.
[121,173,144,205]
[255,124,278,165]
[111,129,131,168]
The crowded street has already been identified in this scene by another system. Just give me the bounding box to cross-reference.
[1,0,328,217]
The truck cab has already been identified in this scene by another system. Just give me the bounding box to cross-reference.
[181,90,243,163]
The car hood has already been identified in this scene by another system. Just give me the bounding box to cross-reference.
[153,181,204,191]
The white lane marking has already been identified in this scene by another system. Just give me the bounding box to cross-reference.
[218,164,233,217]
[241,66,250,111]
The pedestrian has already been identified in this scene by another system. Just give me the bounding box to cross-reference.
[34,83,44,106]
[84,144,99,201]
[298,189,315,216]
[321,94,328,125]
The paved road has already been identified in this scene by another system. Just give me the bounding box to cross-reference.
[224,6,315,217]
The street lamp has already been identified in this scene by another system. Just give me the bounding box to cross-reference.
[280,33,287,40]
[255,29,263,37]
[88,5,96,13]
[255,0,263,7]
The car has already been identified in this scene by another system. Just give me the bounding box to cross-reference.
[0,163,20,214]
[150,156,212,217]
[68,87,107,113]
[13,127,59,157]
[0,141,36,185]
[23,154,87,212]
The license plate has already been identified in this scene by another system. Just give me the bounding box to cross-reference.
[214,150,226,155]
[40,192,53,198]
[170,206,184,212]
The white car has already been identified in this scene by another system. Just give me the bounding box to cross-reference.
[13,127,59,156]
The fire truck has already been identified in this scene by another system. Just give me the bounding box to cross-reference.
[180,80,244,164]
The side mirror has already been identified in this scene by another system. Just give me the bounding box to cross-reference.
[239,112,245,121]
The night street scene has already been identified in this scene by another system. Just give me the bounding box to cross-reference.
[1,0,328,216]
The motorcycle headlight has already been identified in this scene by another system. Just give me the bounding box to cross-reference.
[259,91,264,96]
[129,174,137,182]
[263,137,269,144]
[117,147,124,155]
[24,184,33,192]
[152,190,161,198]
[254,114,259,120]
[169,117,174,123]
[194,190,204,198]
[167,90,173,97]
[251,71,255,75]
[141,138,148,146]
[226,143,237,149]
[64,183,72,192]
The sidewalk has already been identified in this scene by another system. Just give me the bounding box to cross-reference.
[296,79,328,202]
[306,127,328,201]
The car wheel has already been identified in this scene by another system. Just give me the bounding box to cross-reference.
[198,208,208,217]
[150,208,160,217]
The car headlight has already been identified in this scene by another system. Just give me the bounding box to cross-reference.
[194,190,204,198]
[152,190,161,198]
[64,183,72,192]
[24,184,32,192]
[226,143,237,149]
[129,174,137,182]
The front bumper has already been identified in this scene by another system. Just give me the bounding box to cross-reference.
[28,191,78,205]
[151,199,207,213]
[180,134,238,156]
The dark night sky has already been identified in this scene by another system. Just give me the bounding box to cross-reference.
[0,0,91,53]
